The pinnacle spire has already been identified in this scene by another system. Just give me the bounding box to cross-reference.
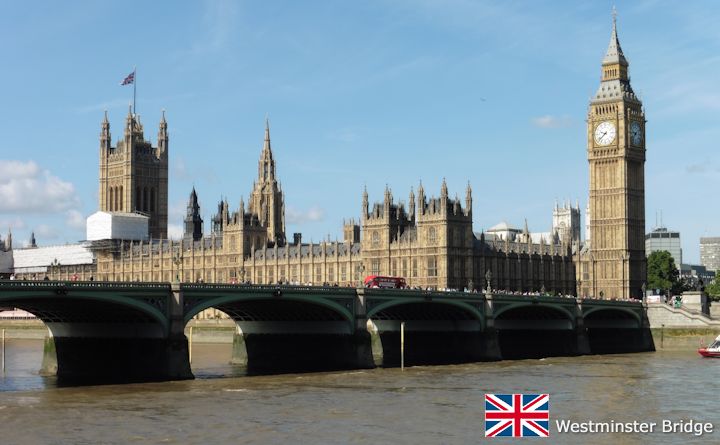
[263,116,272,157]
[603,7,627,66]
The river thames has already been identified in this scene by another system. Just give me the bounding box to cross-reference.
[0,339,717,444]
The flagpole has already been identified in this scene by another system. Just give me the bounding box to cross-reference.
[133,66,137,115]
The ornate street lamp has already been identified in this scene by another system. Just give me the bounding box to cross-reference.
[172,251,183,283]
[50,258,61,280]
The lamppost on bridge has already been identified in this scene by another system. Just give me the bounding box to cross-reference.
[485,269,492,294]
[641,282,647,304]
[239,267,246,284]
[173,251,183,283]
[50,258,61,280]
[357,264,365,288]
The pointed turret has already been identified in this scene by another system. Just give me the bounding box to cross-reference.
[100,110,111,151]
[465,181,472,216]
[124,103,134,135]
[362,185,369,220]
[408,187,415,220]
[383,185,392,217]
[595,8,637,98]
[417,180,425,215]
[183,186,203,241]
[602,8,628,68]
[29,231,37,248]
[158,109,168,155]
[440,178,448,198]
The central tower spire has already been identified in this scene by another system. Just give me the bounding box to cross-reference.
[258,117,276,182]
[249,117,286,247]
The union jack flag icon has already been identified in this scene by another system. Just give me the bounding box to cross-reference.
[485,393,550,437]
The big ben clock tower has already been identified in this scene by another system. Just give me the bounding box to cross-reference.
[584,11,646,299]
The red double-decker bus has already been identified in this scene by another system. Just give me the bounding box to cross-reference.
[363,275,406,289]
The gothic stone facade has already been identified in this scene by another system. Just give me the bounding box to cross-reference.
[99,107,168,239]
[86,119,575,294]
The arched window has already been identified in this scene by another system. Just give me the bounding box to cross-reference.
[109,187,114,211]
[119,186,123,210]
[427,257,437,277]
[143,187,149,212]
[428,227,437,244]
[150,188,155,212]
[371,231,380,247]
[136,187,141,212]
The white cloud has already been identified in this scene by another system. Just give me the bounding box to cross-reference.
[0,160,80,213]
[286,205,325,224]
[65,209,86,230]
[168,224,184,240]
[531,115,573,129]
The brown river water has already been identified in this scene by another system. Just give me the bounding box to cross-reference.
[0,339,718,445]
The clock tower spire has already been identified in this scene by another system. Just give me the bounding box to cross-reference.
[582,10,646,300]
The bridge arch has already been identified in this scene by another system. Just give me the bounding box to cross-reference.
[182,287,363,374]
[493,302,575,325]
[0,291,170,334]
[493,303,578,359]
[183,293,354,328]
[582,306,647,354]
[366,299,486,367]
[367,299,484,328]
[582,307,641,328]
[0,282,189,383]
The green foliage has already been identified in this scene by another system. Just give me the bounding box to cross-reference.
[705,271,720,300]
[647,250,680,295]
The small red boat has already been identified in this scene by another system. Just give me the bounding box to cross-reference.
[698,336,720,358]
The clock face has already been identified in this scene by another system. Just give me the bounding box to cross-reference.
[594,121,616,146]
[630,121,643,145]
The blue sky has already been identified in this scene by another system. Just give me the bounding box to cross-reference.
[1,0,719,264]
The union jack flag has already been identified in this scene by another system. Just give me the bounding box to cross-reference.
[485,393,549,438]
[120,70,135,86]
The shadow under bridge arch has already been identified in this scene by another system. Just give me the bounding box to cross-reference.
[184,293,365,374]
[367,299,489,367]
[582,307,649,354]
[0,284,186,384]
[493,303,579,359]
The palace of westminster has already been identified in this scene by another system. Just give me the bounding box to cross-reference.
[0,17,646,300]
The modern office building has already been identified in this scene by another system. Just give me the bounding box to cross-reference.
[646,227,682,265]
[700,237,720,273]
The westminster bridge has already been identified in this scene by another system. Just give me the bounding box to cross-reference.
[0,281,654,383]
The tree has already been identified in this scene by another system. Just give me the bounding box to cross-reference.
[646,250,680,295]
[705,271,720,300]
